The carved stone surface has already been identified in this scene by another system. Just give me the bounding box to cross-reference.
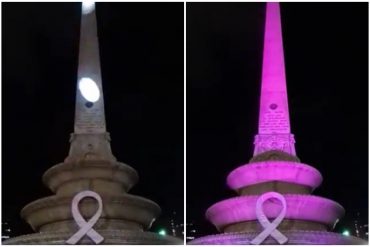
[250,150,300,163]
[258,95,290,135]
[253,134,296,156]
[65,133,116,163]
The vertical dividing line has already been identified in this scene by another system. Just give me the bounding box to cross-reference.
[183,0,187,244]
[368,0,370,241]
[0,1,2,236]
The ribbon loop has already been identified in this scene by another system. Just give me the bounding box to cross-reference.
[251,192,288,245]
[66,190,104,244]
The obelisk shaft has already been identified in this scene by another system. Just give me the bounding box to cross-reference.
[253,3,296,156]
[74,2,106,134]
[67,2,115,163]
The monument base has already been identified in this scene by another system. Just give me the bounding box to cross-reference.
[189,230,367,245]
[3,229,183,245]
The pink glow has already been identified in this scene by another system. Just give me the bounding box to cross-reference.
[254,3,296,156]
[259,2,289,134]
[227,161,323,191]
[191,3,351,244]
[189,231,366,245]
[206,194,344,231]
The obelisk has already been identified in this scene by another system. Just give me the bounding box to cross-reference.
[75,1,106,134]
[253,2,296,157]
[4,2,181,244]
[67,1,115,164]
[190,3,366,244]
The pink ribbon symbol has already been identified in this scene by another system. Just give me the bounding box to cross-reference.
[66,190,104,244]
[251,192,288,245]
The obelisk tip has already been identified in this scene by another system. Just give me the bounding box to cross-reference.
[82,1,95,15]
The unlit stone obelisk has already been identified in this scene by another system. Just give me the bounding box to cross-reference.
[75,1,105,134]
[4,2,181,244]
[68,1,115,163]
[253,3,296,157]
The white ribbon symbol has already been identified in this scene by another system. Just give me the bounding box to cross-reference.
[66,190,104,244]
[251,192,288,245]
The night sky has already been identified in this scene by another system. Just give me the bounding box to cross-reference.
[2,1,369,241]
[187,2,368,237]
[3,2,183,236]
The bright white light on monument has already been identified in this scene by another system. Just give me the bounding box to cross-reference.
[158,229,166,236]
[342,230,350,236]
[82,1,95,15]
[78,77,100,102]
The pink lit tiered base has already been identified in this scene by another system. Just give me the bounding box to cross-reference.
[190,231,366,245]
[189,160,367,245]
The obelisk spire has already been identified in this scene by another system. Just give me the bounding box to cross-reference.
[253,2,296,156]
[66,1,115,162]
[74,1,106,134]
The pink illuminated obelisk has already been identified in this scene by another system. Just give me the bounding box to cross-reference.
[254,2,296,156]
[190,3,366,244]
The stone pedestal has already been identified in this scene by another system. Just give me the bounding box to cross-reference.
[189,151,367,245]
[190,231,366,245]
[4,230,181,245]
[4,133,182,245]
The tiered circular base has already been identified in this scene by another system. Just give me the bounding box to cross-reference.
[189,231,367,245]
[7,132,180,244]
[206,161,344,233]
[21,194,160,232]
[3,230,183,245]
[196,157,354,245]
[227,161,323,191]
[206,194,344,231]
[21,160,161,233]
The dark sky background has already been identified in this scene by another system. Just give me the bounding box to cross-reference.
[2,1,369,241]
[187,2,368,237]
[3,2,183,236]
